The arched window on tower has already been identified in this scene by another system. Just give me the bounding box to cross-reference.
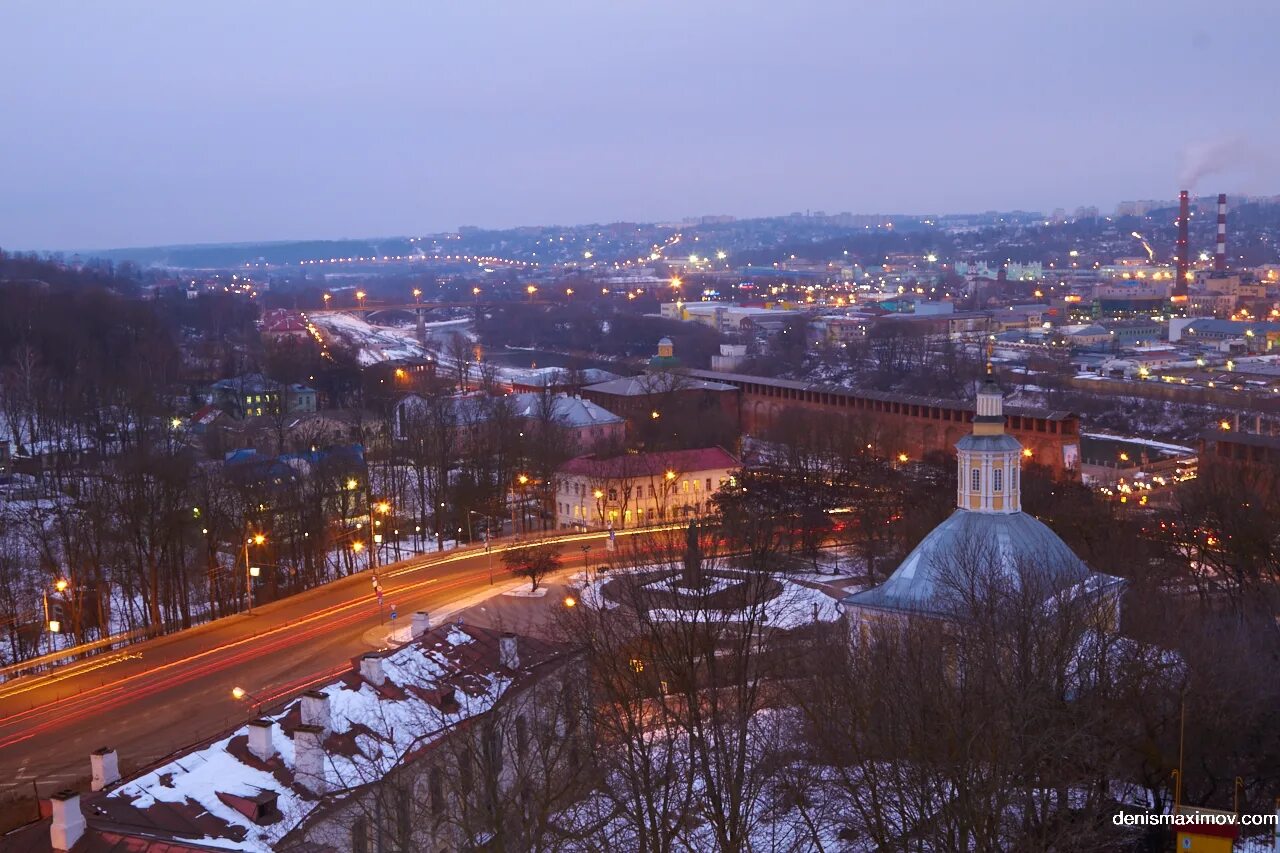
[993,468,1003,491]
[970,468,981,492]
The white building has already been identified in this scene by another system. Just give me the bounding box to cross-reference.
[554,446,740,530]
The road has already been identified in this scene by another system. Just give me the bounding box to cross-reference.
[0,527,652,809]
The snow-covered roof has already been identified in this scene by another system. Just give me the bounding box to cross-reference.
[9,625,571,853]
[509,393,623,428]
[584,373,737,396]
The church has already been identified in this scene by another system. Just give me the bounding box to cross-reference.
[841,376,1124,625]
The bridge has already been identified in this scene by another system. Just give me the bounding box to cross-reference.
[687,369,1082,479]
[317,302,485,314]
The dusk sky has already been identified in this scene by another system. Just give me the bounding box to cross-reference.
[3,0,1278,251]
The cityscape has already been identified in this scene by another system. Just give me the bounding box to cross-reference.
[2,2,1280,852]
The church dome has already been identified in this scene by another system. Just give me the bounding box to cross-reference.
[842,509,1090,616]
[842,374,1103,619]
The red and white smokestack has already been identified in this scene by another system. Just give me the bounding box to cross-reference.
[1214,193,1227,273]
[1174,190,1190,297]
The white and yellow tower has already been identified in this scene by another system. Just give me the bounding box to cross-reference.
[955,377,1023,514]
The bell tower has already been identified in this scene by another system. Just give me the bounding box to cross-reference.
[955,363,1023,514]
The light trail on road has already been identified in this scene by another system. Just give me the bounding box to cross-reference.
[0,526,680,758]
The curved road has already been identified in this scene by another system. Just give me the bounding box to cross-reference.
[0,527,664,806]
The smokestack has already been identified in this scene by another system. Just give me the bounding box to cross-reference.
[1214,193,1227,273]
[1174,190,1190,298]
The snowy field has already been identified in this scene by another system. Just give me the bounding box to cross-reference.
[307,312,432,366]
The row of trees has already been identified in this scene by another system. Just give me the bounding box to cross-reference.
[0,284,595,663]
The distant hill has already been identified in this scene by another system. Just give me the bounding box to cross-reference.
[0,249,138,294]
[83,237,420,269]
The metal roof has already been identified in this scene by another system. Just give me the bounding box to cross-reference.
[956,434,1023,453]
[842,509,1090,617]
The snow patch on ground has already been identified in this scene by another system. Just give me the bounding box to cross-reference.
[502,586,549,598]
[642,573,737,595]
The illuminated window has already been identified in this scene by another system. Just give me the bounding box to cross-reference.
[971,468,981,491]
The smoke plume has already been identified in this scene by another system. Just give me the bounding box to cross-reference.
[1178,136,1272,192]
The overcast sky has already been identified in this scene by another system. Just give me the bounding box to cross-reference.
[3,0,1278,250]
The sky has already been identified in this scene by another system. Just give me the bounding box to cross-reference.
[2,0,1278,251]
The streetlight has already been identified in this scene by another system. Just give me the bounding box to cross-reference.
[323,293,332,307]
[244,533,266,614]
[355,289,367,308]
[512,475,530,535]
[412,288,422,303]
[373,500,391,564]
[42,578,69,652]
[231,686,265,715]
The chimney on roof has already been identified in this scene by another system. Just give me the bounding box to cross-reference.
[359,653,386,687]
[301,690,331,735]
[499,633,520,670]
[293,725,329,794]
[247,719,276,762]
[90,747,120,791]
[50,790,86,852]
[411,610,431,639]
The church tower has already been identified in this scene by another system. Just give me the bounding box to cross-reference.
[955,377,1023,514]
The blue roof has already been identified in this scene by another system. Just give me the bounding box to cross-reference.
[1184,319,1280,335]
[842,510,1090,617]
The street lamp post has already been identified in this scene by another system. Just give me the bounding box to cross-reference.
[231,685,265,716]
[515,475,530,535]
[372,500,391,566]
[244,533,265,614]
[43,578,68,654]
